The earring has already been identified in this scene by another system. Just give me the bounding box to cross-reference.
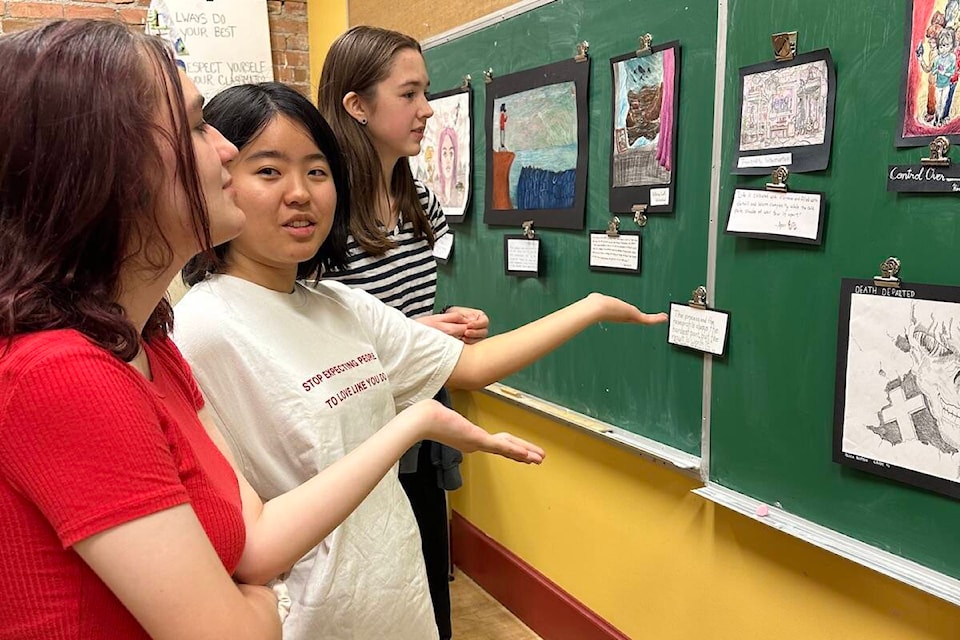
[360,117,368,126]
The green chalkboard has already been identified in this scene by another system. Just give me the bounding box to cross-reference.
[712,0,960,578]
[426,0,719,455]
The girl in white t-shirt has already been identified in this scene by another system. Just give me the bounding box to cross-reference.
[175,82,667,640]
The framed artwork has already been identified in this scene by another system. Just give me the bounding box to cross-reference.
[897,0,960,147]
[484,58,590,229]
[834,278,960,499]
[408,86,472,223]
[609,41,681,214]
[732,49,836,174]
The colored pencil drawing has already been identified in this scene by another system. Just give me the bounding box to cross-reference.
[611,48,675,187]
[738,59,828,152]
[484,57,589,229]
[409,88,471,221]
[839,292,960,493]
[490,82,578,210]
[898,0,960,146]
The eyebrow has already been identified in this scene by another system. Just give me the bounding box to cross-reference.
[399,79,429,90]
[244,149,328,162]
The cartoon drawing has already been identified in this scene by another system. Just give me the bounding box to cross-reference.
[738,60,827,152]
[899,0,960,145]
[499,103,508,150]
[840,294,960,487]
[407,88,471,220]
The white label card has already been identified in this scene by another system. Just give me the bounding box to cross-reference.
[726,189,822,240]
[506,238,539,273]
[433,233,454,261]
[589,233,640,271]
[737,152,793,169]
[668,303,730,356]
[650,188,670,207]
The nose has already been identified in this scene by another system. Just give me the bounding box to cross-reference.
[420,94,434,119]
[285,173,310,205]
[209,125,239,164]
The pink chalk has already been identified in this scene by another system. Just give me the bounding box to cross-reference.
[756,504,769,517]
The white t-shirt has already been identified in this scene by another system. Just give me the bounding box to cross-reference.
[173,275,463,640]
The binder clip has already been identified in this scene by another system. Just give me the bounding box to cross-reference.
[636,33,653,58]
[460,74,472,90]
[765,166,789,192]
[921,136,950,167]
[688,286,708,309]
[575,41,590,63]
[521,219,536,239]
[632,204,648,227]
[606,216,621,237]
[873,256,902,289]
[482,68,494,84]
[771,31,798,62]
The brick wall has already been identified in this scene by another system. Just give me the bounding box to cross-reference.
[0,0,311,96]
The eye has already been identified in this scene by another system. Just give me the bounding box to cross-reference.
[308,167,328,178]
[194,119,209,134]
[913,328,954,358]
[257,167,280,177]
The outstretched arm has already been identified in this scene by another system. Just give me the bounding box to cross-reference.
[200,400,543,586]
[445,293,667,390]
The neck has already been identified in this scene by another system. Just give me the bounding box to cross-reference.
[377,154,400,227]
[117,260,182,335]
[224,251,299,293]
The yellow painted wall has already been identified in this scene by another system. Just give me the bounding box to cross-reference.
[451,391,960,639]
[306,0,348,101]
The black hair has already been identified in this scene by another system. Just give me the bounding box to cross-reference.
[182,82,350,285]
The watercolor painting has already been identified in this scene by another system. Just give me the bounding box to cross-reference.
[609,42,681,213]
[484,58,590,230]
[834,280,960,499]
[898,0,960,146]
[732,49,835,174]
[408,87,471,222]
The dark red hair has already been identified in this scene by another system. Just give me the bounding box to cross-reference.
[0,20,211,360]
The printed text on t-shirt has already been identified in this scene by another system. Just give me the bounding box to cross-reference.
[301,352,379,392]
[323,371,388,408]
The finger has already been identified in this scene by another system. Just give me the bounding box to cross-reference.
[498,433,545,461]
[463,327,489,340]
[435,322,468,338]
[433,311,469,325]
[638,311,669,325]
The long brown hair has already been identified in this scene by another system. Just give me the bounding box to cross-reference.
[0,20,211,360]
[318,25,435,257]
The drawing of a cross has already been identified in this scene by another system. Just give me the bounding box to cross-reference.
[880,384,927,442]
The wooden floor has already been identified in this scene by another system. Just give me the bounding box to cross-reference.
[450,567,542,640]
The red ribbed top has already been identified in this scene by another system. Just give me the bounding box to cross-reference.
[0,330,245,639]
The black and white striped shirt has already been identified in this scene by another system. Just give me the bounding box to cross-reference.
[322,181,449,319]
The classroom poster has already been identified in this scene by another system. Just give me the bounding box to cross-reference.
[409,87,472,223]
[147,0,273,100]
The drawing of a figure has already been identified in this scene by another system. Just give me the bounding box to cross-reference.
[499,103,508,150]
[436,126,462,207]
[919,27,958,127]
[843,295,960,484]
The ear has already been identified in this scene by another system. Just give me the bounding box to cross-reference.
[342,91,367,125]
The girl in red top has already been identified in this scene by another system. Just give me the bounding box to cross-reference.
[0,19,545,640]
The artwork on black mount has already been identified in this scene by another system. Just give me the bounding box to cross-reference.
[897,0,960,147]
[834,278,960,499]
[609,41,681,214]
[732,49,836,175]
[484,57,590,229]
[409,86,472,223]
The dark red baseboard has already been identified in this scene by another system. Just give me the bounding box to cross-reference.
[451,511,630,640]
